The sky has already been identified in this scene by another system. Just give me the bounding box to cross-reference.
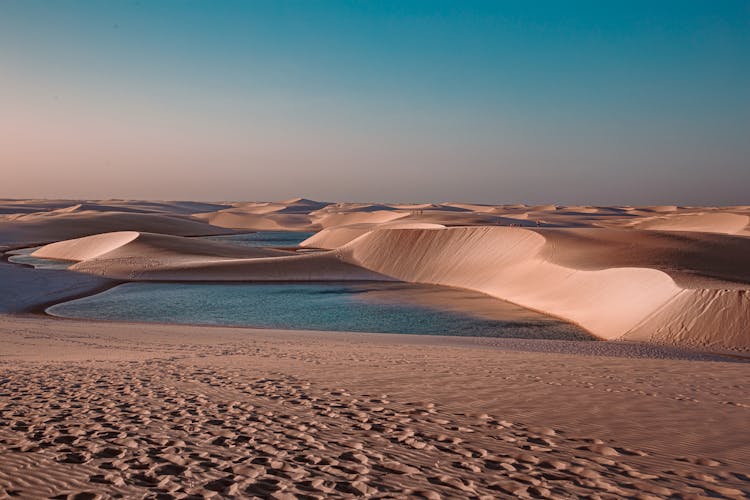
[1,1,748,205]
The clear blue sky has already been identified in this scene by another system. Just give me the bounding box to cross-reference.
[1,1,748,204]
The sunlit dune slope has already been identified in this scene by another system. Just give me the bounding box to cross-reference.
[341,227,750,350]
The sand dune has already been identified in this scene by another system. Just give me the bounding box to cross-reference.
[313,210,408,228]
[194,210,317,231]
[0,199,230,216]
[631,212,750,234]
[340,227,750,350]
[342,227,680,341]
[33,231,142,261]
[0,210,229,247]
[538,228,750,287]
[228,198,331,215]
[33,231,287,263]
[301,222,446,249]
[0,199,89,214]
[192,198,332,228]
[624,288,750,348]
[398,210,516,227]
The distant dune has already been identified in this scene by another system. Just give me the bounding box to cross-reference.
[0,205,230,247]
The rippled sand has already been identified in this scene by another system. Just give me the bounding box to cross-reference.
[1,316,748,499]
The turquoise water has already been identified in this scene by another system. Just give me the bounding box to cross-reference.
[200,231,314,247]
[47,282,591,340]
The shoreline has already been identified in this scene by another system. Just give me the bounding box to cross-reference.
[12,311,745,363]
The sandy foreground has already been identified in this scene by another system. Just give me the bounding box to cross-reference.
[1,198,749,498]
[1,316,749,499]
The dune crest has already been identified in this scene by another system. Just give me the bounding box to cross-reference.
[33,231,141,261]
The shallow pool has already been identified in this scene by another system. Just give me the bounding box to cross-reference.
[47,282,591,340]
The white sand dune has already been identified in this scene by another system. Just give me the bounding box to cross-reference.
[313,210,408,228]
[301,222,446,249]
[190,197,335,230]
[193,210,317,231]
[342,227,679,340]
[624,288,750,348]
[227,198,331,215]
[33,231,287,262]
[33,231,142,261]
[0,210,228,247]
[537,228,750,286]
[631,212,750,234]
[340,227,750,350]
[397,211,514,226]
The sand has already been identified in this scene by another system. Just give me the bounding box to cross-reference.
[1,198,749,498]
[0,317,748,499]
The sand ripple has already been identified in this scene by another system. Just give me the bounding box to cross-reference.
[1,361,747,499]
